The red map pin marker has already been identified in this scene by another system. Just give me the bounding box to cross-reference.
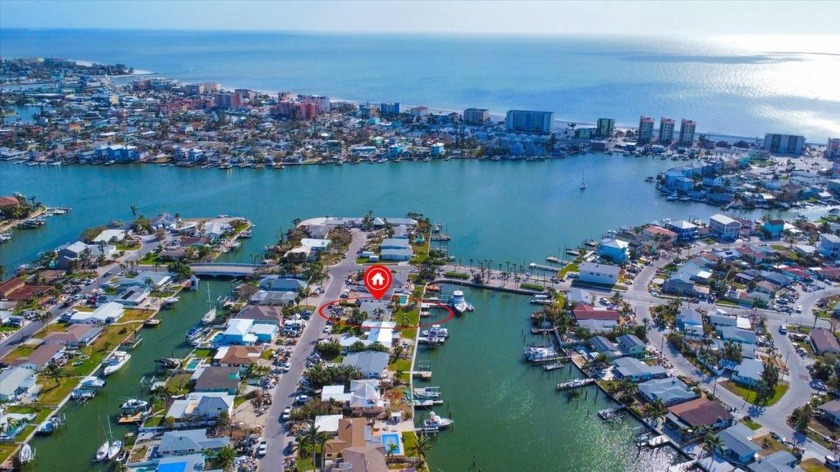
[363,264,393,300]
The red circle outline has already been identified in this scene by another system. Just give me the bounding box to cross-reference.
[317,296,454,329]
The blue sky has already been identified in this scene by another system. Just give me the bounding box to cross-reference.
[1,1,838,36]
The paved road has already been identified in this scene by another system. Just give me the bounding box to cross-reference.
[261,230,369,472]
[0,235,160,358]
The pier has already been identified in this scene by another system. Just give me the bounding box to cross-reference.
[412,360,432,380]
[189,262,269,277]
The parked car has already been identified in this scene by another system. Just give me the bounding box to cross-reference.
[281,407,291,421]
[257,441,267,456]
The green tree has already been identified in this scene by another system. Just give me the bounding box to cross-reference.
[44,363,62,386]
[206,445,236,471]
[409,433,434,466]
[702,432,723,459]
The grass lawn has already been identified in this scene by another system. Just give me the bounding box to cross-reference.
[193,348,214,359]
[2,344,36,361]
[166,372,193,394]
[389,358,411,374]
[754,434,792,456]
[0,443,19,465]
[742,417,762,430]
[7,405,53,424]
[801,459,831,472]
[0,326,20,333]
[122,308,154,323]
[559,263,579,278]
[401,431,418,457]
[721,381,789,406]
[36,377,79,407]
[33,322,70,338]
[234,396,248,408]
[139,253,160,265]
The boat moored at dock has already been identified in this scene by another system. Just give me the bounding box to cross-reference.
[102,351,131,376]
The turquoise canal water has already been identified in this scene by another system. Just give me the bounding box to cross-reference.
[25,280,231,472]
[0,156,770,272]
[0,158,759,471]
[418,286,683,471]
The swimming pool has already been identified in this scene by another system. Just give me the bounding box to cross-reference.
[380,433,402,455]
[398,294,409,306]
[184,357,203,371]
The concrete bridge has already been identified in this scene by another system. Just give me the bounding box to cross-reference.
[190,262,269,278]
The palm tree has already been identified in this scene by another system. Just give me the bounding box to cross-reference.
[206,445,236,471]
[409,432,434,466]
[302,423,331,471]
[130,204,138,220]
[44,363,62,386]
[702,432,723,459]
[386,442,398,462]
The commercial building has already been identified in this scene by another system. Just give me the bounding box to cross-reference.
[379,102,400,116]
[679,119,696,146]
[214,92,243,109]
[638,116,655,144]
[596,118,615,138]
[764,133,805,155]
[659,117,675,144]
[505,110,553,134]
[463,108,490,125]
[827,138,840,159]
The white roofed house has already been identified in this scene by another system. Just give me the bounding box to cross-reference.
[709,214,741,241]
[0,366,39,401]
[202,220,232,241]
[156,429,230,458]
[342,351,389,379]
[166,392,234,426]
[69,302,124,324]
[92,229,127,244]
[578,262,620,286]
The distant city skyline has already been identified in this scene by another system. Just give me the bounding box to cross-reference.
[1,0,839,38]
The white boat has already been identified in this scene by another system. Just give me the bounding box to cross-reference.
[121,399,148,411]
[201,308,216,325]
[95,440,110,462]
[19,444,32,463]
[580,172,587,190]
[201,285,216,325]
[421,325,449,339]
[414,387,441,399]
[523,345,558,362]
[449,290,469,314]
[102,352,131,376]
[81,376,106,388]
[423,411,453,429]
[107,440,123,460]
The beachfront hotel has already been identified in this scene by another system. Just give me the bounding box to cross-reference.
[659,117,675,145]
[505,110,553,134]
[596,118,615,138]
[463,108,490,125]
[763,133,805,155]
[638,116,655,144]
[679,119,697,146]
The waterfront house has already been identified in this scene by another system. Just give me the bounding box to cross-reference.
[638,377,698,406]
[10,342,64,371]
[572,303,620,324]
[215,345,262,367]
[235,305,282,325]
[0,366,39,401]
[612,357,666,382]
[250,290,298,306]
[819,400,840,426]
[597,237,629,263]
[732,358,764,386]
[662,273,698,297]
[577,262,620,286]
[666,398,734,439]
[381,248,412,261]
[567,288,595,306]
[589,336,621,360]
[322,385,353,404]
[810,328,840,355]
[315,414,344,435]
[576,318,619,333]
[763,220,785,239]
[155,454,206,472]
[324,417,367,459]
[217,318,277,346]
[326,447,389,472]
[156,429,230,457]
[193,366,240,395]
[642,225,678,248]
[150,212,178,230]
[717,424,760,465]
[617,334,647,358]
[70,302,124,324]
[666,220,698,241]
[166,392,234,425]
[342,351,389,379]
[709,214,741,241]
[43,324,102,348]
[258,276,307,293]
[92,229,126,243]
[361,321,396,349]
[117,271,171,289]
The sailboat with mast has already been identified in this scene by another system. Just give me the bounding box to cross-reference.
[201,284,216,325]
[579,171,587,190]
[106,417,122,460]
[94,418,109,462]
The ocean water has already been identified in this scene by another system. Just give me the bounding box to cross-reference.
[0,29,838,139]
